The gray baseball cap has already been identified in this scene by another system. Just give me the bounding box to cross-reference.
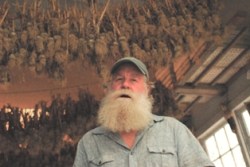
[110,57,149,79]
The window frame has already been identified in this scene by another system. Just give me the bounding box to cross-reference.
[234,107,250,164]
[199,115,250,167]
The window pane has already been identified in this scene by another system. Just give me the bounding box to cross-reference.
[232,146,246,167]
[225,124,238,148]
[205,136,219,160]
[214,159,223,167]
[242,110,250,136]
[215,128,230,154]
[222,151,236,167]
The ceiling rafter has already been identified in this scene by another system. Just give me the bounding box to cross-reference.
[211,47,250,85]
[175,84,226,97]
[193,26,247,84]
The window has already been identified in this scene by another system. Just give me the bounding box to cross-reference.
[241,110,250,136]
[204,123,247,167]
[236,109,250,155]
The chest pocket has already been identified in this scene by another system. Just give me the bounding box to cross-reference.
[89,154,114,167]
[147,146,178,167]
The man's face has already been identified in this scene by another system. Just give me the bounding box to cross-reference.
[110,63,149,95]
[97,63,152,132]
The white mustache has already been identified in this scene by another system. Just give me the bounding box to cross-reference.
[108,89,136,100]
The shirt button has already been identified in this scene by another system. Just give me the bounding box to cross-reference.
[99,161,102,165]
[162,149,166,153]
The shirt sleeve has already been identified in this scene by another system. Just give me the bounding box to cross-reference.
[73,137,89,167]
[173,119,215,167]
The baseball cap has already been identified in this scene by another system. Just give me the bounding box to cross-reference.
[110,57,149,79]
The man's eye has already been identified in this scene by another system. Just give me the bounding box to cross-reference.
[115,77,123,81]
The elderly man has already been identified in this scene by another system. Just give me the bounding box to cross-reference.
[73,57,214,167]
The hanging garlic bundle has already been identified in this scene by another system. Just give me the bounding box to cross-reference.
[99,64,109,83]
[142,38,151,52]
[94,35,108,59]
[10,32,18,51]
[87,38,95,52]
[20,30,28,47]
[110,40,120,58]
[16,48,28,66]
[35,35,44,53]
[7,54,16,68]
[36,54,46,73]
[0,67,10,83]
[0,51,3,62]
[50,18,60,34]
[54,35,62,51]
[60,22,69,49]
[68,33,79,59]
[46,37,55,57]
[0,0,224,81]
[3,37,12,53]
[118,36,130,56]
[131,43,145,60]
[27,23,39,40]
[54,49,68,65]
[77,38,88,61]
[78,17,85,36]
[0,30,3,52]
[158,11,170,27]
[156,41,168,66]
[28,51,37,67]
[136,15,148,37]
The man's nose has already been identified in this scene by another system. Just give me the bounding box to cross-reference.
[121,79,130,89]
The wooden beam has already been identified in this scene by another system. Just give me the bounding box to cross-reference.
[175,84,226,96]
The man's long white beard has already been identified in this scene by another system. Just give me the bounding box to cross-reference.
[97,89,153,133]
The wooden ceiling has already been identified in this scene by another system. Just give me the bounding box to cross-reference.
[0,0,249,116]
[156,11,250,116]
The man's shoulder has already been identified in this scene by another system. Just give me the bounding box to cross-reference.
[82,126,108,138]
[152,114,180,123]
[151,114,185,130]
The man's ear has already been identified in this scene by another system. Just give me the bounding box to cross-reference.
[103,80,112,94]
[147,81,154,95]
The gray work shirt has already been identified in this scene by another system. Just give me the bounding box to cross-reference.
[73,115,214,167]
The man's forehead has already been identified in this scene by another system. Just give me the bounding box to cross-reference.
[112,63,143,75]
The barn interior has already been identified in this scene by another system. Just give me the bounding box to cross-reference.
[0,0,250,166]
